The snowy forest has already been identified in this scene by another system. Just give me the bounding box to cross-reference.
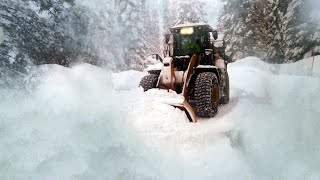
[1,0,320,70]
[219,0,320,63]
[1,1,320,179]
[0,0,161,71]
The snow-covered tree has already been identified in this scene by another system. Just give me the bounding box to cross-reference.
[283,0,320,62]
[174,0,208,25]
[163,0,208,32]
[161,0,208,55]
[0,0,76,69]
[162,0,176,34]
[112,0,153,70]
[218,0,320,63]
[0,0,160,71]
[265,0,289,63]
[218,0,264,60]
[144,9,161,56]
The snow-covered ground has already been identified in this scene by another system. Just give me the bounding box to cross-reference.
[1,57,320,179]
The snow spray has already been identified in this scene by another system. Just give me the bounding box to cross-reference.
[0,27,3,45]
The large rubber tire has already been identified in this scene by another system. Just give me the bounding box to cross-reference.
[220,72,230,104]
[139,74,158,92]
[194,72,219,117]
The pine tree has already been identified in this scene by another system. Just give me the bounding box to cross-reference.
[117,0,147,70]
[283,0,320,62]
[0,0,161,71]
[162,0,208,54]
[265,0,289,63]
[218,0,320,63]
[144,9,161,56]
[174,0,208,25]
[218,0,259,60]
[163,0,208,31]
[0,0,76,69]
[162,0,178,34]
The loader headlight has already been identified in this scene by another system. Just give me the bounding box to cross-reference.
[180,27,194,35]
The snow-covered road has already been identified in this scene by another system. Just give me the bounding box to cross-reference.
[1,57,320,179]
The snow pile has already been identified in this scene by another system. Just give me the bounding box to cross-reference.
[127,89,250,179]
[146,63,163,71]
[0,67,25,88]
[0,64,159,179]
[277,56,320,76]
[143,56,161,65]
[236,56,320,77]
[128,57,320,179]
[231,57,271,71]
[1,57,320,179]
[227,59,320,179]
[111,70,146,90]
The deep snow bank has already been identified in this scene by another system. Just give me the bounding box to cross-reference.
[111,70,145,90]
[0,64,161,180]
[128,57,320,179]
[1,58,320,179]
[228,57,320,179]
[278,55,320,76]
[237,56,320,76]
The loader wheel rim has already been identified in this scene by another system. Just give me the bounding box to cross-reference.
[212,83,219,108]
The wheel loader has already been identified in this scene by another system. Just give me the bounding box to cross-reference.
[139,23,230,123]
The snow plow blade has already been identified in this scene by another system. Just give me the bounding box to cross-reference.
[160,98,198,123]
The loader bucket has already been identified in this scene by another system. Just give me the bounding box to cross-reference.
[159,97,197,123]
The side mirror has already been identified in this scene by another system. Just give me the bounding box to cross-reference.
[151,54,163,62]
[165,34,170,44]
[212,31,218,40]
[152,54,158,60]
[163,50,170,58]
[211,31,218,40]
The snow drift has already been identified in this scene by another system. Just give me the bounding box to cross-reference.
[0,57,319,179]
[228,57,320,179]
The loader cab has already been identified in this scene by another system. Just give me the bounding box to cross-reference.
[164,24,219,70]
[166,24,216,57]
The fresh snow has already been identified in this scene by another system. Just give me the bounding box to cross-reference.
[146,63,162,71]
[0,27,3,45]
[171,22,212,29]
[1,57,320,179]
[111,70,145,90]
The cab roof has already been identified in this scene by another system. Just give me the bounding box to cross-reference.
[170,23,214,33]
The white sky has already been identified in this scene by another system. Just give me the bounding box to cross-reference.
[205,0,222,28]
[76,0,222,28]
[148,0,221,28]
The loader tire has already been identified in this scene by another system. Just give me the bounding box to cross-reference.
[220,72,230,104]
[139,74,158,92]
[195,72,219,117]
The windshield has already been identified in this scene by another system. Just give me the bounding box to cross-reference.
[173,31,208,56]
